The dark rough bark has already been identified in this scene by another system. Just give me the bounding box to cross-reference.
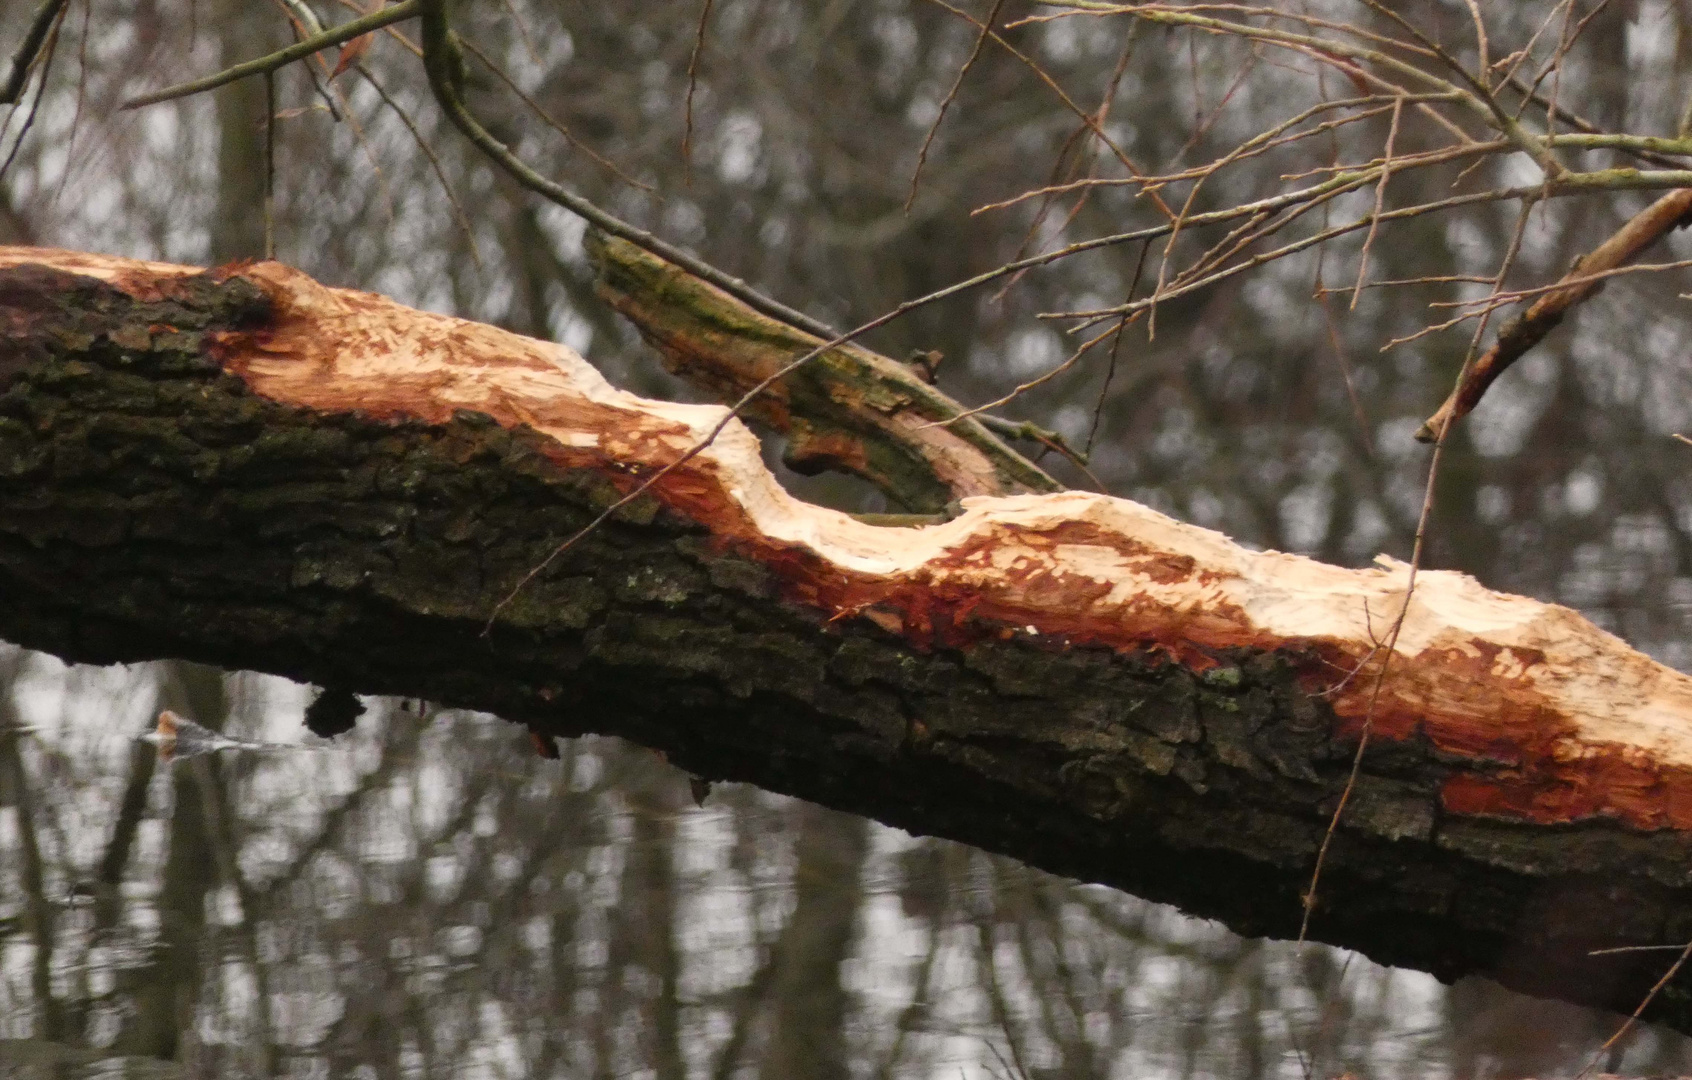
[6,252,1692,1034]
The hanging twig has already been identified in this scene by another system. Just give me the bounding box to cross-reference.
[120,0,421,110]
[0,0,67,105]
[262,71,275,259]
[1416,186,1692,442]
[907,0,1007,212]
[681,0,715,184]
[1300,199,1536,943]
[1349,94,1403,309]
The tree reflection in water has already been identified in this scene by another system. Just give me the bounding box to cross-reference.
[0,648,1687,1079]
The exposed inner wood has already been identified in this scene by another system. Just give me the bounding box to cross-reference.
[7,246,1692,1029]
[61,247,1692,832]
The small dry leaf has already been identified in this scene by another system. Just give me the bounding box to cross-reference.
[330,31,373,79]
[273,104,330,121]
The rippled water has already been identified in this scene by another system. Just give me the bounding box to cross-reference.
[2,646,1689,1079]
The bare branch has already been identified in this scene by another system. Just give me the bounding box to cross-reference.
[907,0,1007,212]
[0,0,67,105]
[456,35,652,191]
[1416,187,1692,441]
[681,0,714,184]
[1349,94,1402,309]
[120,0,421,110]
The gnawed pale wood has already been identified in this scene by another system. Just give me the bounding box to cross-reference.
[21,245,1691,833]
[9,245,1692,1028]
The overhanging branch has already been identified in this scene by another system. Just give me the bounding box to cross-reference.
[590,231,1060,511]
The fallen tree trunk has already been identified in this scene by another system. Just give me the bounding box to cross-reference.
[6,247,1692,1031]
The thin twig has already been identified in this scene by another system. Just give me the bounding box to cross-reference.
[356,61,483,269]
[44,0,89,210]
[1589,943,1692,956]
[1429,258,1692,307]
[1541,0,1582,159]
[1045,174,1674,327]
[1278,137,1505,181]
[323,64,400,227]
[907,0,1007,212]
[987,122,1091,305]
[1172,50,1256,164]
[1461,0,1489,83]
[919,319,1131,429]
[1317,291,1372,458]
[1085,240,1151,455]
[494,0,542,66]
[1354,0,1564,177]
[1576,938,1692,1080]
[263,70,275,259]
[457,35,651,192]
[1317,274,1496,294]
[1299,198,1535,943]
[970,94,1457,215]
[681,0,715,185]
[988,26,1138,303]
[924,0,1178,221]
[1099,5,1556,172]
[0,0,67,105]
[1349,94,1402,309]
[1526,0,1611,150]
[1143,56,1355,337]
[1011,3,1441,61]
[1497,0,1570,103]
[0,2,61,187]
[120,0,420,110]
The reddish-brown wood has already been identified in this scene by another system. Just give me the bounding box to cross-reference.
[10,246,1692,1026]
[19,247,1688,835]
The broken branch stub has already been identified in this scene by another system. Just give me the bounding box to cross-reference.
[1417,187,1692,442]
[589,230,1060,511]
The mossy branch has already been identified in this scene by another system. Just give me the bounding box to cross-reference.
[590,232,1061,511]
